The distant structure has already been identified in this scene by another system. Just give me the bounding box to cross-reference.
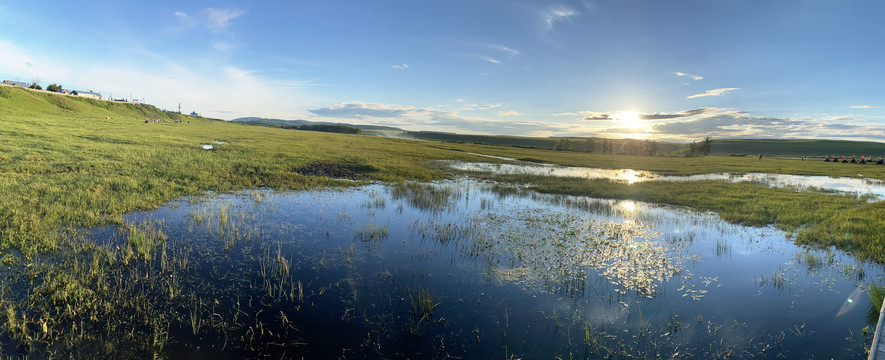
[71,90,103,100]
[2,80,30,87]
[190,111,199,117]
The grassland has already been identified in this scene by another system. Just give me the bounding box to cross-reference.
[2,85,885,263]
[2,85,885,357]
[710,138,885,156]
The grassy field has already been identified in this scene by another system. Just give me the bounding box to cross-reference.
[2,85,885,357]
[710,138,885,156]
[2,85,885,262]
[404,131,885,157]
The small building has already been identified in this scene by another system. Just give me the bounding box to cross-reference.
[2,80,30,87]
[190,111,199,116]
[71,90,102,100]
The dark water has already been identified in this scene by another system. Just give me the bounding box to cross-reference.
[16,180,881,358]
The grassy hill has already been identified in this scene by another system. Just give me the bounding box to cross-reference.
[233,116,403,135]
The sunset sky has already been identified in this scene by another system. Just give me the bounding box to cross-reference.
[2,1,884,142]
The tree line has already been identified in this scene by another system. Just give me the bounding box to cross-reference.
[554,138,660,156]
[554,137,712,157]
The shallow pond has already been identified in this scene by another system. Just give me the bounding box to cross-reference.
[451,161,885,200]
[2,180,881,358]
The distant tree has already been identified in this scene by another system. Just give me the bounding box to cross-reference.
[701,136,713,155]
[554,138,595,153]
[29,83,42,90]
[687,137,712,156]
[688,141,700,156]
[644,139,658,156]
[47,84,62,92]
[624,140,641,155]
[602,139,614,154]
[581,138,595,153]
[554,138,572,151]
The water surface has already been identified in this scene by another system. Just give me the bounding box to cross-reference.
[451,161,885,200]
[3,179,879,358]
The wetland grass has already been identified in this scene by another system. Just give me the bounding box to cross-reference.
[2,86,884,358]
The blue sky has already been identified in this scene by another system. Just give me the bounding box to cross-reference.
[1,1,884,142]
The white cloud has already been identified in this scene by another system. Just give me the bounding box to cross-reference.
[543,7,578,31]
[309,102,563,136]
[687,87,739,99]
[486,44,519,57]
[479,56,501,64]
[203,8,246,33]
[0,40,319,120]
[851,105,880,109]
[480,103,501,110]
[675,72,703,81]
[454,98,464,102]
[498,110,522,116]
[553,112,578,116]
[390,64,409,70]
[211,40,236,52]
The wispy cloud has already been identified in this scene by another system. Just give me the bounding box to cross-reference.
[480,103,501,110]
[543,7,578,31]
[639,108,716,120]
[486,44,519,57]
[687,87,739,99]
[390,64,409,70]
[479,55,501,64]
[553,112,578,116]
[851,105,880,109]
[581,111,611,121]
[498,110,522,116]
[309,102,562,136]
[203,8,246,33]
[458,42,519,65]
[309,102,414,118]
[674,72,703,81]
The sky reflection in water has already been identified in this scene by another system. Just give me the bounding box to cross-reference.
[451,161,885,199]
[90,178,885,358]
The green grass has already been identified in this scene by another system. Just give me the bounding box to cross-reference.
[2,85,885,264]
[469,173,885,263]
[710,139,885,156]
[0,86,481,258]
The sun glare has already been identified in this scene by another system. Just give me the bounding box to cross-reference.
[613,111,642,129]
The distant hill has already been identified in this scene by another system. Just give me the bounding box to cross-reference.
[710,139,885,157]
[231,118,885,157]
[232,117,403,134]
[402,131,685,154]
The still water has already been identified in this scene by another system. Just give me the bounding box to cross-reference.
[451,161,885,200]
[58,179,881,358]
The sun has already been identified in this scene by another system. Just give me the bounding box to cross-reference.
[613,111,642,129]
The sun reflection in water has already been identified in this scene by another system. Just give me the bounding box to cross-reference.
[619,200,637,216]
[618,169,643,184]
